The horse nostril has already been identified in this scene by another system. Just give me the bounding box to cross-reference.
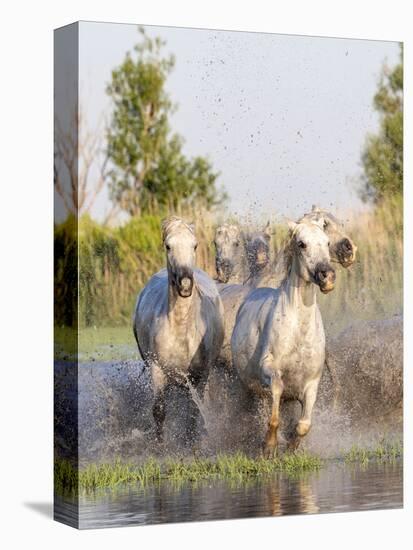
[180,276,192,288]
[222,261,232,272]
[315,263,335,284]
[342,238,352,252]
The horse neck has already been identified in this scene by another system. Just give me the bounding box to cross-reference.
[228,256,248,284]
[167,270,195,327]
[282,255,317,316]
[228,269,245,285]
[251,250,286,288]
[249,262,273,287]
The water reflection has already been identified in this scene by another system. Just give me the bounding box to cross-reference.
[55,461,402,529]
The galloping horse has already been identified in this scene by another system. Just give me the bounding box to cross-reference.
[133,217,224,444]
[214,222,272,285]
[215,223,272,367]
[231,219,336,457]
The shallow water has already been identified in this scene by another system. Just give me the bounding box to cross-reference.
[55,460,402,529]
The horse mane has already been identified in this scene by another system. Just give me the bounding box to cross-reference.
[246,227,297,287]
[270,233,295,285]
[161,216,195,242]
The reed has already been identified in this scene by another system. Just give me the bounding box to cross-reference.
[55,439,403,494]
[319,196,403,335]
[54,197,402,330]
[344,441,403,465]
[55,451,322,494]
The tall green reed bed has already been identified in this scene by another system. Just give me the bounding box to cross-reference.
[319,196,403,335]
[55,452,322,494]
[54,197,402,330]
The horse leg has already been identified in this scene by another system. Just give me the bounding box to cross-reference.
[151,364,167,443]
[289,379,319,450]
[184,369,209,447]
[263,377,283,459]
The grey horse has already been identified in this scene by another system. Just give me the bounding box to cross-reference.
[218,209,355,368]
[231,219,336,457]
[245,222,272,280]
[214,224,247,284]
[216,223,273,367]
[214,222,272,284]
[300,205,357,267]
[253,207,356,289]
[133,217,224,444]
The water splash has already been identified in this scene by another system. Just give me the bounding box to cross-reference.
[54,317,402,463]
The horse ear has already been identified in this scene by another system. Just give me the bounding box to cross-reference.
[313,217,325,230]
[287,220,297,233]
[263,221,272,240]
[312,204,321,212]
[188,222,195,234]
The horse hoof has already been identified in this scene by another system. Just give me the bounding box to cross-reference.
[263,445,277,459]
[287,437,301,452]
[296,420,311,437]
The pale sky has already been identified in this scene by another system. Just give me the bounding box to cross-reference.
[79,21,400,223]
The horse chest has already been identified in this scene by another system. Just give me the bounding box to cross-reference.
[155,318,204,372]
[273,322,325,396]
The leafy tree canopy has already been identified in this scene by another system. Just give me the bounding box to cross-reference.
[106,27,226,216]
[361,46,403,203]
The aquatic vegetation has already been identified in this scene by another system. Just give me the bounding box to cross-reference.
[344,441,403,465]
[55,451,322,494]
[55,440,403,495]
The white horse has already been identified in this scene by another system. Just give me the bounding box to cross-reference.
[254,207,357,289]
[231,219,336,457]
[301,206,357,268]
[214,223,247,284]
[214,222,272,285]
[216,223,272,367]
[133,217,224,444]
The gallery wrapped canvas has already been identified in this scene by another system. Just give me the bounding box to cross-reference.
[54,21,403,529]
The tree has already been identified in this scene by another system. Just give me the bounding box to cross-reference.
[106,27,225,216]
[143,135,223,211]
[54,108,108,216]
[361,47,403,203]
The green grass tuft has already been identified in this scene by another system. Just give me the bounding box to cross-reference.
[344,441,403,465]
[55,451,322,494]
[55,441,403,495]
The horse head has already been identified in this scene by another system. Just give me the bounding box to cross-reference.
[287,219,336,294]
[214,223,244,283]
[299,206,357,268]
[162,216,197,298]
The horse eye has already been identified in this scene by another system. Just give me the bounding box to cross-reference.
[234,241,240,247]
[166,244,171,251]
[323,221,328,229]
[194,243,198,250]
[298,241,307,249]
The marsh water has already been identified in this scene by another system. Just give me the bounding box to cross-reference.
[54,315,403,529]
[55,460,402,529]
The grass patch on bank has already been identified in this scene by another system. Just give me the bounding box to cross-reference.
[55,452,322,494]
[344,441,403,465]
[54,326,138,362]
[56,441,404,495]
